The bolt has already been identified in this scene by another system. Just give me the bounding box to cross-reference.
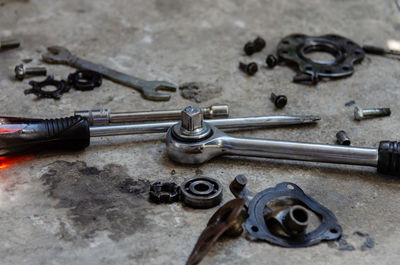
[181,106,204,131]
[336,130,351,145]
[253,37,266,52]
[229,174,248,194]
[270,93,287,109]
[266,54,277,68]
[354,106,391,121]
[0,39,20,50]
[14,64,47,80]
[293,73,319,85]
[239,62,258,76]
[243,41,255,55]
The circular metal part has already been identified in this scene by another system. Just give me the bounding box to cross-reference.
[239,62,258,76]
[253,37,266,52]
[266,54,278,68]
[181,177,223,209]
[68,70,102,91]
[149,181,180,204]
[244,42,255,55]
[24,76,70,99]
[246,182,342,247]
[14,64,25,80]
[270,93,287,109]
[277,34,365,84]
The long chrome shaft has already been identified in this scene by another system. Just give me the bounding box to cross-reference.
[223,136,378,167]
[89,115,320,137]
[76,104,229,126]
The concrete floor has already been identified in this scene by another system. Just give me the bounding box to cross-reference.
[0,0,400,264]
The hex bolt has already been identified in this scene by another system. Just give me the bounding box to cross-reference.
[270,93,287,109]
[14,64,47,81]
[243,41,255,55]
[253,37,266,52]
[181,106,203,131]
[354,106,391,121]
[266,54,277,68]
[336,130,351,145]
[239,62,258,76]
[0,39,20,50]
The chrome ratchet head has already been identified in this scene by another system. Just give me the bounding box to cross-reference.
[166,123,226,164]
[42,46,74,64]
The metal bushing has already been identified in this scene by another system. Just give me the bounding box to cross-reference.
[149,181,180,204]
[181,177,223,209]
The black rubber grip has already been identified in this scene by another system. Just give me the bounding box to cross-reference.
[0,116,90,156]
[377,141,400,176]
[362,45,386,55]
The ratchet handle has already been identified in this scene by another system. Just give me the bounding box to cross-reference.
[0,116,90,156]
[378,141,400,176]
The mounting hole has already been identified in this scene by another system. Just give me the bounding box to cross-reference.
[355,50,362,55]
[325,69,333,74]
[251,226,259,232]
[330,228,338,234]
[305,65,313,71]
[281,50,289,55]
[292,208,308,223]
[287,184,294,190]
[194,183,209,192]
[282,40,290,45]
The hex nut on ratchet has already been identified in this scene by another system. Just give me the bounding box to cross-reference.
[181,177,223,209]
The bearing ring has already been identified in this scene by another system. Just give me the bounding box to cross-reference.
[181,177,223,209]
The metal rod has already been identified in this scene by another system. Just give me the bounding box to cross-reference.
[89,115,320,137]
[223,136,378,167]
[75,104,229,126]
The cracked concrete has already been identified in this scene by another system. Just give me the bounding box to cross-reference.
[0,0,400,264]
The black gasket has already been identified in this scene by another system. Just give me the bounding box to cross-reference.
[68,70,102,91]
[277,34,365,84]
[246,182,342,247]
[149,181,181,204]
[25,76,70,99]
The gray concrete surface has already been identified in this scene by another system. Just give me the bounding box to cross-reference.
[0,0,400,264]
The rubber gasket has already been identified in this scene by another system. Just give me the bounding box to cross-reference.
[277,34,365,84]
[25,76,70,99]
[246,182,342,247]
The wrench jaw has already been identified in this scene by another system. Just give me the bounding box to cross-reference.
[141,81,178,101]
[165,125,226,164]
[42,46,73,64]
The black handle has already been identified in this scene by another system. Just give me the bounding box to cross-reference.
[362,45,386,55]
[378,141,400,176]
[0,116,90,156]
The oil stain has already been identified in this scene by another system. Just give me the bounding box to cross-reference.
[179,82,222,103]
[41,161,151,241]
[328,231,375,251]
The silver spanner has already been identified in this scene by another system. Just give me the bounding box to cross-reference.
[42,46,177,101]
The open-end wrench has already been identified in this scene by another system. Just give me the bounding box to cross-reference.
[42,46,177,101]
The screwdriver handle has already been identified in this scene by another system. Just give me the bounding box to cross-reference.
[378,141,400,176]
[0,116,90,156]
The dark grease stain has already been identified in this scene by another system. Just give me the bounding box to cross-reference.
[179,82,222,103]
[329,232,374,251]
[41,161,151,241]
